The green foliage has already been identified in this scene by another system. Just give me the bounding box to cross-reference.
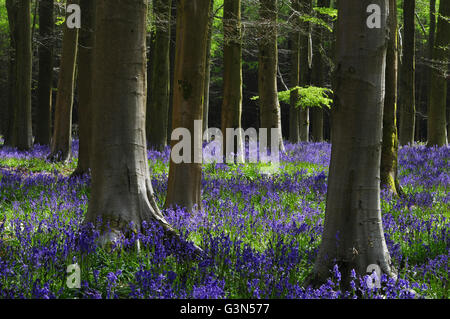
[304,7,338,32]
[251,86,333,109]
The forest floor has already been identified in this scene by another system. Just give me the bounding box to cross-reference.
[0,140,448,299]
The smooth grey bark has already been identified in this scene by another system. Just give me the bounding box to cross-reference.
[289,0,300,143]
[165,0,211,211]
[36,0,54,146]
[258,0,285,152]
[298,0,312,142]
[381,0,402,197]
[311,0,329,142]
[398,0,415,146]
[203,2,214,137]
[427,0,450,147]
[86,0,176,238]
[221,0,243,162]
[48,0,79,162]
[309,0,395,287]
[73,0,95,176]
[5,0,33,150]
[147,0,172,151]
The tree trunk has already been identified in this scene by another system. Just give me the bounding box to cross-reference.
[381,0,402,196]
[427,0,450,147]
[203,2,214,137]
[4,0,17,147]
[6,0,33,150]
[221,0,243,162]
[147,0,172,151]
[399,0,415,146]
[35,0,54,146]
[86,0,176,238]
[164,0,211,211]
[258,0,285,152]
[73,0,95,176]
[309,0,395,287]
[289,0,300,144]
[167,0,177,146]
[298,0,312,142]
[48,0,79,162]
[311,0,328,142]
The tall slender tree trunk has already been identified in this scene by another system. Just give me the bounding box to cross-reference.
[425,0,436,143]
[147,0,172,151]
[164,0,211,211]
[258,0,285,152]
[73,0,95,176]
[35,0,54,146]
[289,0,300,144]
[203,2,214,137]
[427,0,450,147]
[167,0,177,146]
[298,0,312,142]
[311,0,328,142]
[309,0,395,287]
[48,0,79,162]
[6,0,33,150]
[221,0,243,161]
[381,0,402,196]
[86,0,176,238]
[4,0,18,147]
[399,0,415,146]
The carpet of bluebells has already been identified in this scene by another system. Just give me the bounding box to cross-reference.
[0,139,448,299]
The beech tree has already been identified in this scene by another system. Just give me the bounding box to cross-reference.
[203,2,214,136]
[36,0,54,146]
[381,0,402,196]
[427,0,450,147]
[289,0,300,143]
[298,0,312,142]
[48,0,79,162]
[5,0,32,150]
[258,0,284,152]
[85,0,177,238]
[73,0,95,176]
[221,0,244,161]
[147,0,172,151]
[309,0,395,286]
[164,0,212,211]
[310,0,330,142]
[398,0,415,146]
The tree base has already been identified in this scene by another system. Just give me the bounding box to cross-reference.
[47,149,71,163]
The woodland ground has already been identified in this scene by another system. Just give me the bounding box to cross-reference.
[0,139,448,299]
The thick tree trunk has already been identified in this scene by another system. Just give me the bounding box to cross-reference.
[164,0,211,211]
[221,0,243,162]
[427,0,450,147]
[203,3,213,137]
[289,0,300,144]
[258,0,285,152]
[73,0,95,176]
[381,0,402,196]
[35,0,54,146]
[298,0,312,142]
[48,0,79,162]
[6,0,33,150]
[310,0,395,287]
[399,0,415,146]
[86,0,176,238]
[147,0,172,151]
